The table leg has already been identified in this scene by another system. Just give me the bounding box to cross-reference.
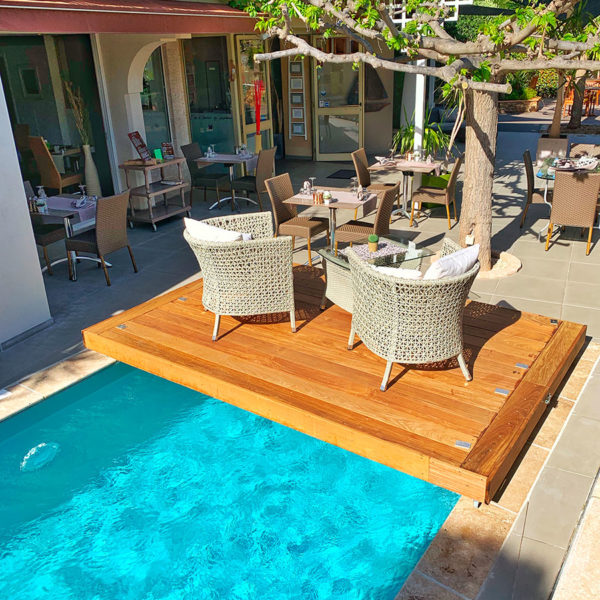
[329,206,336,251]
[391,172,413,221]
[209,163,258,211]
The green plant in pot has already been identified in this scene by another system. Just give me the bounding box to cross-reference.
[368,234,379,253]
[392,107,450,158]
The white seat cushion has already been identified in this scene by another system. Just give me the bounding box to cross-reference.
[371,265,423,279]
[184,218,244,242]
[423,244,479,280]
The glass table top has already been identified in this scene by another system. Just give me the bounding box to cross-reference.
[317,235,435,271]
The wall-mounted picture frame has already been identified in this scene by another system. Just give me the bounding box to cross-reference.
[291,93,303,105]
[290,61,303,75]
[292,108,303,120]
[290,78,303,91]
[292,122,305,136]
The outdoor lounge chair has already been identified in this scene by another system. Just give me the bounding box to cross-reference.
[545,171,600,256]
[183,212,296,340]
[333,184,399,254]
[347,238,479,391]
[409,154,463,230]
[520,149,553,228]
[265,173,329,267]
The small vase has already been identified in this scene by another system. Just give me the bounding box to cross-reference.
[83,144,102,197]
[368,241,378,253]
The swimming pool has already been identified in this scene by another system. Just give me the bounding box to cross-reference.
[0,363,457,599]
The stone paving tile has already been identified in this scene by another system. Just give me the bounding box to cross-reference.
[556,358,595,401]
[531,397,574,450]
[579,340,600,363]
[568,261,600,284]
[562,305,600,338]
[573,375,600,421]
[511,537,566,600]
[523,466,593,549]
[563,281,600,309]
[17,350,115,398]
[395,571,466,600]
[493,444,549,513]
[0,384,44,421]
[493,296,562,320]
[416,497,515,599]
[494,274,567,304]
[553,497,600,600]
[547,415,600,478]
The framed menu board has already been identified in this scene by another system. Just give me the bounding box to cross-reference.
[128,131,152,162]
[288,60,307,140]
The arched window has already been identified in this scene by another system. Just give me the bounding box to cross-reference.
[140,47,170,152]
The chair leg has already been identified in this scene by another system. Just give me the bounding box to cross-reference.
[457,352,472,381]
[307,237,312,266]
[354,208,358,220]
[409,200,415,227]
[100,255,111,286]
[380,360,393,392]
[545,222,553,251]
[334,241,339,256]
[42,246,53,275]
[520,201,530,228]
[347,325,355,350]
[446,204,452,230]
[127,245,138,273]
[212,314,221,341]
[326,230,330,245]
[587,226,593,255]
[290,309,296,333]
[66,251,73,280]
[291,236,295,249]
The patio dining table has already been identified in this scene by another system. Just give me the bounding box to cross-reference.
[195,153,259,211]
[369,158,443,222]
[284,188,378,251]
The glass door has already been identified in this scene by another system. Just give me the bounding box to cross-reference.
[313,38,363,161]
[236,37,273,153]
[140,47,171,153]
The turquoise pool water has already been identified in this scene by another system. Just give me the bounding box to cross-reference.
[0,364,457,599]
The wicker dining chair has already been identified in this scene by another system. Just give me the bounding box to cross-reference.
[409,154,463,230]
[347,238,479,391]
[333,184,399,254]
[520,150,553,228]
[265,173,329,267]
[351,148,398,217]
[183,212,296,340]
[65,190,138,285]
[29,136,82,194]
[545,171,600,256]
[181,142,229,206]
[232,146,277,211]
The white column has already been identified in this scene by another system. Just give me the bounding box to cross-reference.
[0,75,52,350]
[412,59,427,189]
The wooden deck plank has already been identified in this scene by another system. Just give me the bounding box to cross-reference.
[82,268,585,502]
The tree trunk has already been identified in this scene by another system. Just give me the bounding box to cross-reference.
[568,69,587,129]
[548,71,565,138]
[459,89,498,272]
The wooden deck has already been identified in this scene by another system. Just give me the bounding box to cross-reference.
[82,266,586,503]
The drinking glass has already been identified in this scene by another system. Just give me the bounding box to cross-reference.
[350,176,358,195]
[309,176,316,190]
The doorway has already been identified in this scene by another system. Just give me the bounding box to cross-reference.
[313,38,363,161]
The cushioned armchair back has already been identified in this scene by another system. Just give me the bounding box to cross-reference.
[550,171,600,228]
[265,173,297,231]
[96,190,131,256]
[351,148,371,187]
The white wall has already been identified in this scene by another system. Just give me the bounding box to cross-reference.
[0,75,51,349]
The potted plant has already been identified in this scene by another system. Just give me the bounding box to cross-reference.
[63,79,102,197]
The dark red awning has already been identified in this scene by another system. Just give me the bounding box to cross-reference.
[0,0,257,34]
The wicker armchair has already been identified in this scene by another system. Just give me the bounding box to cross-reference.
[520,150,553,228]
[183,212,296,340]
[545,171,600,256]
[347,238,479,391]
[409,154,463,230]
[351,148,398,218]
[29,136,82,194]
[569,143,600,159]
